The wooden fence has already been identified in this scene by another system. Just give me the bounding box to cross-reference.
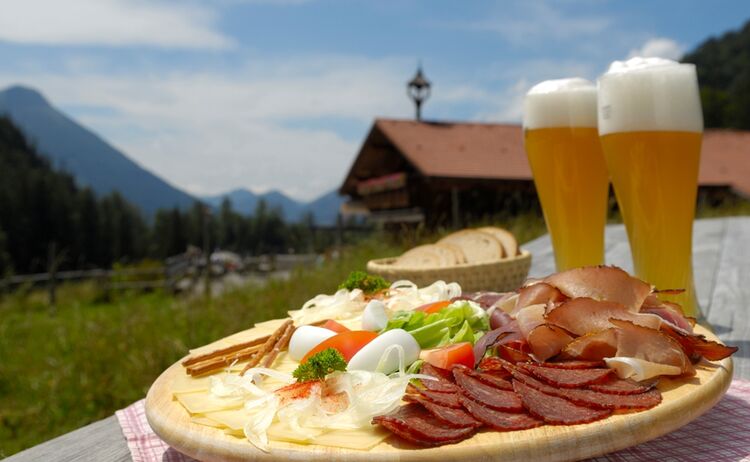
[0,253,320,305]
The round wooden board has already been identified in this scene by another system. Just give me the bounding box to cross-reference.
[146,324,733,462]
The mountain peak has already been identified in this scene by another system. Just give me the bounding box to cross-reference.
[0,85,50,109]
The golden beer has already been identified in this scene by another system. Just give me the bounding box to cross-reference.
[523,78,609,270]
[598,58,703,315]
[525,127,609,270]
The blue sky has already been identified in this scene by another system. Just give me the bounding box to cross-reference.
[0,0,748,201]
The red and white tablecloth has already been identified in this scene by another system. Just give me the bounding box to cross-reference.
[116,380,750,462]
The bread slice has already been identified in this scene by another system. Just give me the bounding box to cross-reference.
[438,230,504,263]
[435,242,467,265]
[478,226,519,257]
[396,244,461,267]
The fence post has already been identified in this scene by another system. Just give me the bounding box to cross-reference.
[204,206,212,299]
[47,241,57,312]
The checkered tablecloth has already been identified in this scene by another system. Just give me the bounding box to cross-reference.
[116,380,750,462]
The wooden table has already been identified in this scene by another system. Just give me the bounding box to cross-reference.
[6,217,749,462]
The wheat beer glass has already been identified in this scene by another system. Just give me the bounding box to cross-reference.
[598,58,702,316]
[523,78,609,270]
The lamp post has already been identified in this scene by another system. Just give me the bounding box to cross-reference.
[407,65,431,121]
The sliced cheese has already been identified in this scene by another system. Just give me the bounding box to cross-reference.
[175,391,243,414]
[268,422,324,444]
[203,408,253,431]
[171,374,212,395]
[311,427,390,450]
[190,415,224,429]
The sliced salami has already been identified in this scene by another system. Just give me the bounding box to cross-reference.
[513,380,611,425]
[519,363,612,388]
[373,404,476,446]
[404,394,482,428]
[537,360,606,369]
[453,367,524,412]
[478,356,516,373]
[459,395,542,431]
[453,364,513,390]
[511,369,662,411]
[588,376,658,395]
[420,363,460,393]
[407,384,462,409]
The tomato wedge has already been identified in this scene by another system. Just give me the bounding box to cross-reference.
[301,330,378,363]
[421,342,475,369]
[415,300,452,314]
[321,319,349,333]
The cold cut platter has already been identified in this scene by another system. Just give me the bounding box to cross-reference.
[145,266,736,462]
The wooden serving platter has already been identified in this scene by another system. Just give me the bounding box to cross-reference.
[145,322,733,462]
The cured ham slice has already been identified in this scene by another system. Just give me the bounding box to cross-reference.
[453,367,524,412]
[520,363,612,388]
[403,394,481,428]
[459,395,542,431]
[609,319,693,375]
[452,364,513,390]
[512,368,662,411]
[544,297,662,336]
[373,404,476,446]
[543,266,652,312]
[406,384,462,409]
[513,380,611,425]
[516,304,546,339]
[659,323,738,361]
[589,376,658,395]
[526,323,575,361]
[641,299,694,333]
[515,283,566,314]
[562,329,618,360]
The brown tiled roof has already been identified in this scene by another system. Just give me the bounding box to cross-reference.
[700,130,750,196]
[345,118,750,196]
[375,119,530,180]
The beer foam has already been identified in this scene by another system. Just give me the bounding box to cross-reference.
[598,57,703,135]
[523,78,597,129]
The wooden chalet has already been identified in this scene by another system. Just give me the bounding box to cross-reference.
[339,118,750,227]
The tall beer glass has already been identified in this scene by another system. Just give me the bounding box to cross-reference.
[523,78,609,270]
[598,58,702,316]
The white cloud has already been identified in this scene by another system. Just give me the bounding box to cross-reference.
[0,56,418,200]
[446,2,610,45]
[0,0,232,49]
[628,37,685,61]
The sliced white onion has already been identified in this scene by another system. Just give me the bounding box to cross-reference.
[604,356,682,381]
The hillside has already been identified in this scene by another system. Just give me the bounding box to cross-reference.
[0,86,196,215]
[0,117,148,273]
[683,19,750,128]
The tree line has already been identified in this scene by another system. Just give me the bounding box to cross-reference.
[683,19,750,129]
[0,117,333,275]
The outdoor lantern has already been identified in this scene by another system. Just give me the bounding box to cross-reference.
[407,66,431,121]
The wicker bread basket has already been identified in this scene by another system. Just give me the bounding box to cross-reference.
[366,250,532,292]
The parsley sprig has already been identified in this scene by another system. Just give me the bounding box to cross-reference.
[292,348,347,382]
[338,271,390,294]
